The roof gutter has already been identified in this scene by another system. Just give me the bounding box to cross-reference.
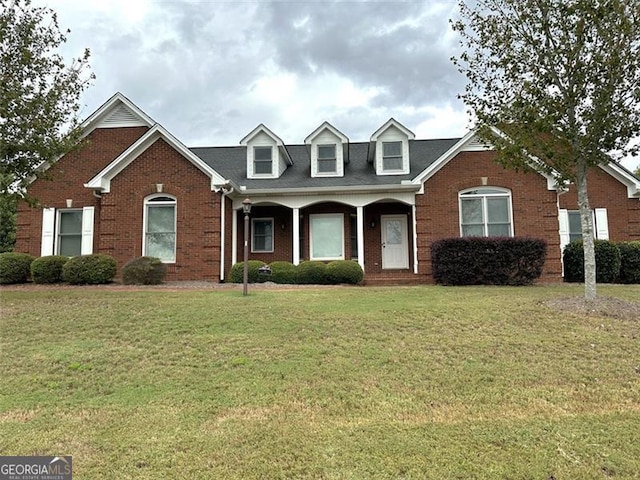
[236,181,420,196]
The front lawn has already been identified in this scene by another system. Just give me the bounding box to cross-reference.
[0,285,639,479]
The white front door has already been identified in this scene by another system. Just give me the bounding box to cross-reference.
[381,215,409,269]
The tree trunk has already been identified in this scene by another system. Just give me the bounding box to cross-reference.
[576,161,596,300]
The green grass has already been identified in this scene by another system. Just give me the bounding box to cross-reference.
[1,284,639,479]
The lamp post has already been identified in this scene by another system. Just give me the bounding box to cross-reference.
[242,197,252,296]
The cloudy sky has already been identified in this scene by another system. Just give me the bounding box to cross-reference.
[35,0,639,171]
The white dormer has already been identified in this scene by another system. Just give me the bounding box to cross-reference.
[240,124,292,179]
[369,118,415,175]
[304,122,349,178]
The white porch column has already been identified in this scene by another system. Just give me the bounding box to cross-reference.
[231,208,238,265]
[412,204,418,274]
[357,206,365,272]
[292,208,300,265]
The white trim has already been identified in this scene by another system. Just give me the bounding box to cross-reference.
[292,208,300,265]
[251,217,274,253]
[85,124,227,192]
[412,205,418,274]
[41,208,56,256]
[80,206,95,254]
[304,121,349,144]
[370,118,415,141]
[598,163,640,198]
[559,208,570,254]
[55,209,83,256]
[80,92,155,139]
[231,210,238,265]
[143,194,177,263]
[458,187,514,237]
[356,206,365,272]
[240,124,292,165]
[594,208,609,240]
[381,214,409,269]
[309,213,344,261]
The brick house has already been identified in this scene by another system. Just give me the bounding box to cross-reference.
[15,93,640,283]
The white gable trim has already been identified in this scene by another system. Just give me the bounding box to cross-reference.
[80,92,154,138]
[304,121,349,144]
[598,162,640,198]
[84,124,227,193]
[370,118,415,141]
[240,124,292,166]
[412,129,560,191]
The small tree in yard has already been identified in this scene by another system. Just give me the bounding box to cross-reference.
[452,0,640,300]
[0,0,93,202]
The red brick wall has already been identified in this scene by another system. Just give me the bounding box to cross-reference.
[559,167,640,240]
[101,138,221,281]
[16,127,149,256]
[416,151,563,282]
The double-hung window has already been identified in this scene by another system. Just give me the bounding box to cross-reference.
[252,218,274,253]
[57,210,83,256]
[309,214,344,260]
[253,146,273,175]
[317,144,337,174]
[144,196,176,262]
[382,141,403,171]
[459,188,513,237]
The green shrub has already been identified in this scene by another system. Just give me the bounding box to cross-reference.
[296,261,327,284]
[269,261,297,284]
[30,256,69,284]
[122,256,167,285]
[62,254,117,285]
[618,241,640,284]
[0,252,34,284]
[563,239,621,283]
[325,260,364,285]
[431,237,547,286]
[229,260,267,283]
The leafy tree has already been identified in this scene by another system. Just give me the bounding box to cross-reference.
[0,0,93,201]
[452,0,640,300]
[0,193,16,252]
[634,164,640,178]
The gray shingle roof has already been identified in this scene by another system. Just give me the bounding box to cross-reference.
[190,138,460,189]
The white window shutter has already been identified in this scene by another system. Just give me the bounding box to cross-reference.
[81,206,95,254]
[594,208,609,240]
[41,208,56,256]
[558,209,570,252]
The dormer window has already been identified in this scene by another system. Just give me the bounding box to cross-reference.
[370,118,414,176]
[382,141,403,171]
[317,145,337,173]
[253,146,273,175]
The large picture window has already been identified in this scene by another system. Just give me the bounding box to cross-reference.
[254,146,273,175]
[459,188,513,237]
[310,213,344,260]
[144,196,176,262]
[252,218,274,252]
[57,210,83,256]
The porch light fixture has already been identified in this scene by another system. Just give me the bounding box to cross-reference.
[242,197,252,296]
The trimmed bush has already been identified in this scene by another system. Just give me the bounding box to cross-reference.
[31,256,69,284]
[325,260,364,285]
[432,237,547,286]
[563,239,621,283]
[62,254,117,285]
[122,256,167,285]
[617,241,640,284]
[0,252,34,284]
[296,261,327,284]
[229,260,267,283]
[269,261,297,284]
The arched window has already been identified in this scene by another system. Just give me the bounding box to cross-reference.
[459,187,513,237]
[143,195,176,262]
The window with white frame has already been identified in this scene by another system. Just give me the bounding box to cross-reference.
[252,218,274,252]
[562,208,609,243]
[310,213,344,260]
[459,188,513,237]
[253,146,273,175]
[144,196,176,262]
[317,144,337,174]
[57,210,83,256]
[567,211,582,243]
[382,141,403,171]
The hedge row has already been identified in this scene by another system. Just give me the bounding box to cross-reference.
[229,260,364,285]
[431,237,547,286]
[563,240,640,284]
[0,254,172,285]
